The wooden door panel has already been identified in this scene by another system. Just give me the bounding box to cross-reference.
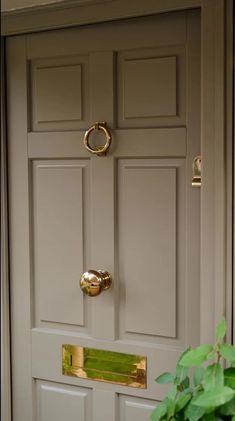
[121,56,177,117]
[36,381,91,421]
[118,160,177,338]
[119,395,157,421]
[32,159,91,329]
[31,56,90,131]
[118,159,187,345]
[117,46,186,128]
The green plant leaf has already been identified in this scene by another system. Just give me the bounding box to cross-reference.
[224,367,235,389]
[177,347,191,364]
[184,402,205,421]
[175,391,191,413]
[194,366,205,387]
[180,345,213,367]
[155,372,174,384]
[150,401,167,421]
[202,363,224,391]
[176,364,188,385]
[175,348,191,386]
[206,349,217,360]
[220,344,235,362]
[202,414,216,420]
[179,376,190,391]
[167,384,177,400]
[219,397,235,415]
[166,398,175,419]
[193,386,235,408]
[151,320,235,421]
[215,319,227,341]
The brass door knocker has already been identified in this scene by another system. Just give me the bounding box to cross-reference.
[83,122,112,156]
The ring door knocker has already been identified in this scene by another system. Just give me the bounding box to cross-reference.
[83,122,112,156]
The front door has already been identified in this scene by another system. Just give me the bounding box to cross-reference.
[7,9,201,421]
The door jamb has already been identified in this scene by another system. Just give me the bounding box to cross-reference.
[1,38,12,421]
[1,0,233,419]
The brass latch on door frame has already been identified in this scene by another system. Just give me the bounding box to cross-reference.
[192,156,201,187]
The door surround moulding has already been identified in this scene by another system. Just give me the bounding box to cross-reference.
[2,0,201,35]
[1,2,232,420]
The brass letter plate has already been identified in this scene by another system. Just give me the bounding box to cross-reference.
[62,345,147,388]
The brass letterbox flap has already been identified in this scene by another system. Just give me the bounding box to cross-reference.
[62,344,147,389]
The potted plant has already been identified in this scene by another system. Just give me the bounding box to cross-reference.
[151,319,235,421]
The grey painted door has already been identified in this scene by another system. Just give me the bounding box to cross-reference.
[7,10,200,421]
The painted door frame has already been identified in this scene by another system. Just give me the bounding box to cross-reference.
[1,1,233,420]
[1,38,12,421]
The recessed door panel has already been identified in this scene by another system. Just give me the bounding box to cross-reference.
[36,381,91,421]
[118,160,177,338]
[118,158,187,345]
[119,395,157,421]
[31,56,90,131]
[117,46,186,128]
[32,160,90,328]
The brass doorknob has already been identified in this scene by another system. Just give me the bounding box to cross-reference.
[80,270,112,297]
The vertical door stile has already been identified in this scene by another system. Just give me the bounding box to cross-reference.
[185,11,201,346]
[90,156,116,340]
[90,51,116,340]
[93,389,117,421]
[7,36,34,421]
[90,51,115,126]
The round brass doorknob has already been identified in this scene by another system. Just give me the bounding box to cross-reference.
[80,270,112,297]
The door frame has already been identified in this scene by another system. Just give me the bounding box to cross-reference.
[1,1,233,420]
[1,38,12,421]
